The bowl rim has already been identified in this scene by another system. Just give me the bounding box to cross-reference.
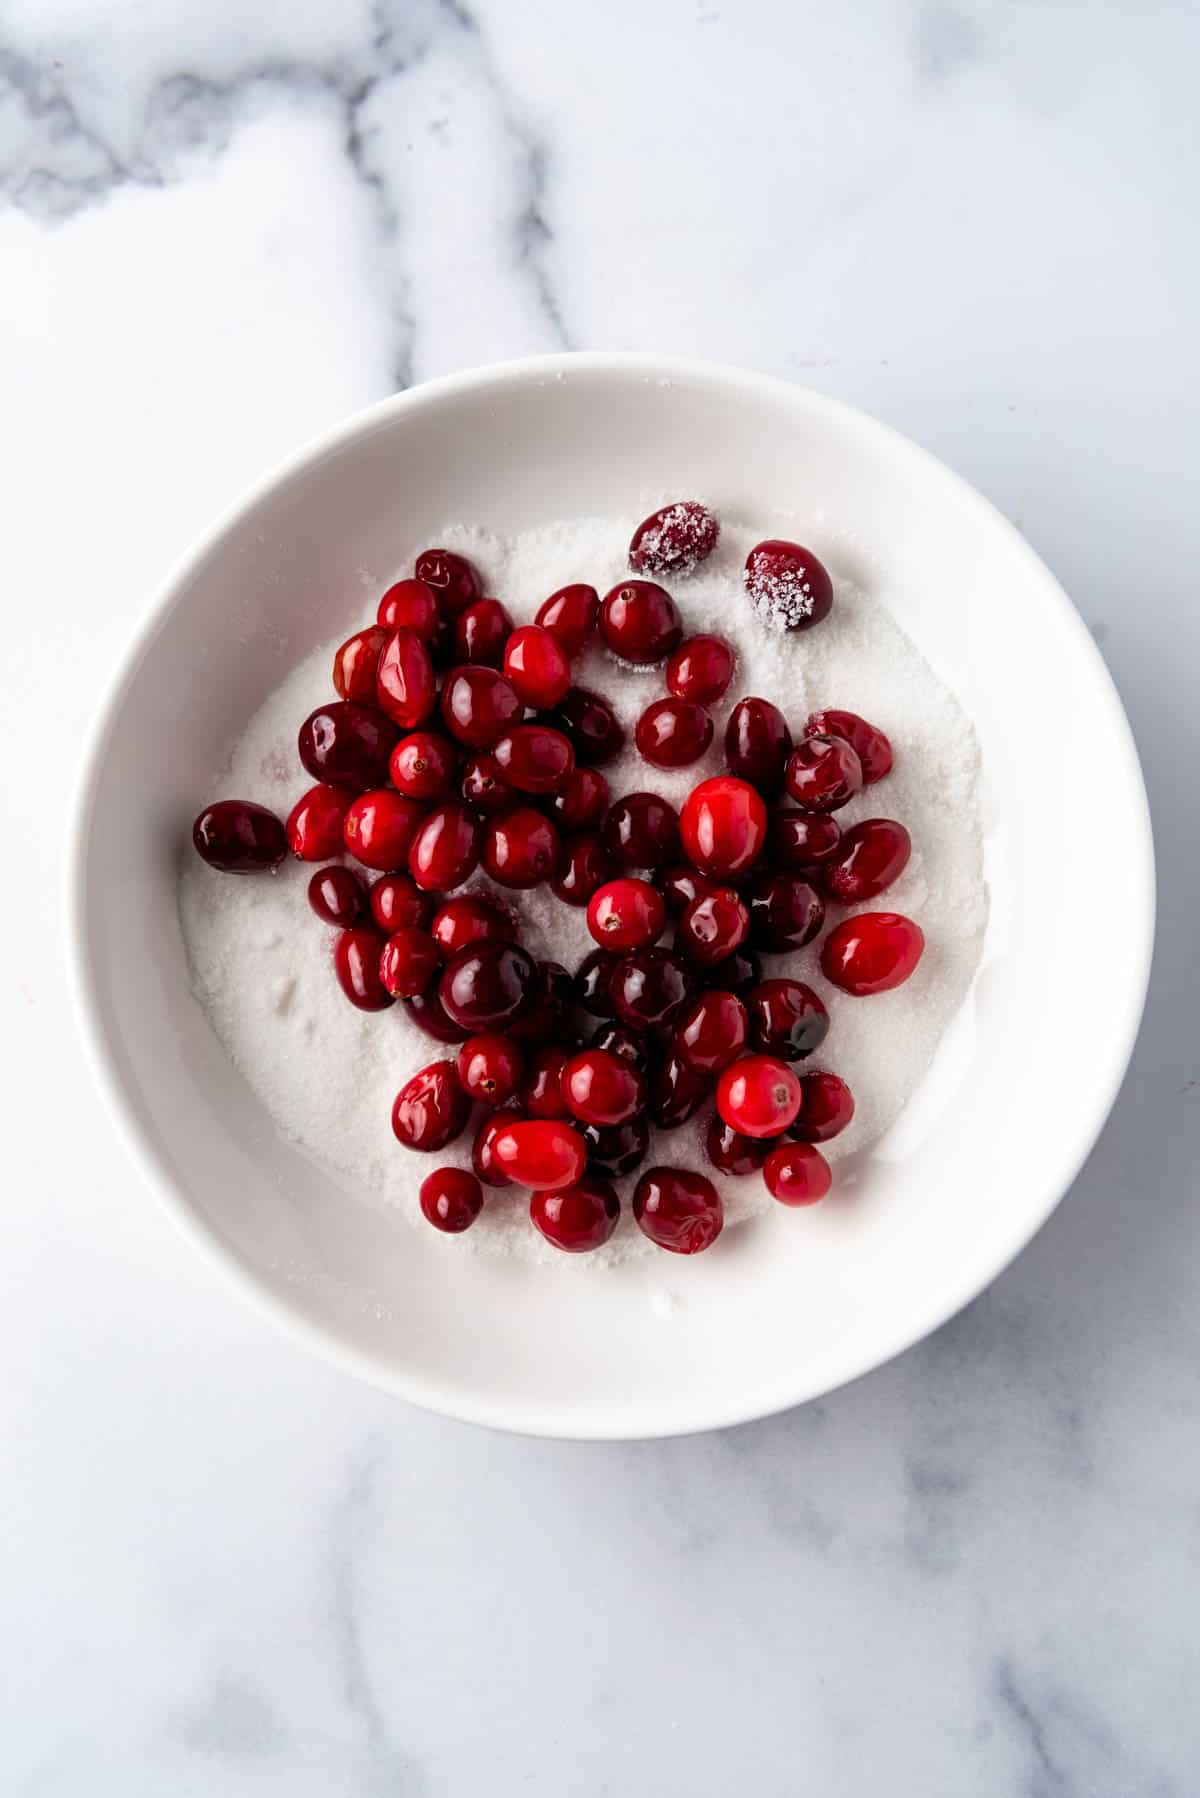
[67,350,1156,1439]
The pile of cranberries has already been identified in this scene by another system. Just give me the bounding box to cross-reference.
[193,502,924,1257]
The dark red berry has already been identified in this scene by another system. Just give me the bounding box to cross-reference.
[530,1177,620,1253]
[587,877,667,951]
[784,734,863,813]
[675,990,747,1074]
[414,547,480,615]
[552,834,612,907]
[453,597,513,667]
[701,943,762,996]
[649,1050,711,1129]
[508,961,573,1045]
[307,864,368,926]
[676,886,749,967]
[602,792,681,871]
[430,893,514,956]
[286,784,353,860]
[404,984,469,1043]
[298,702,396,790]
[788,1072,855,1143]
[561,1048,645,1127]
[440,665,522,749]
[389,730,457,800]
[745,979,829,1060]
[535,584,599,657]
[633,1167,723,1254]
[543,686,625,765]
[589,1022,649,1073]
[493,724,574,795]
[482,807,560,888]
[574,947,619,1017]
[503,624,571,708]
[747,873,824,951]
[666,635,734,708]
[680,776,766,878]
[764,1142,832,1206]
[459,752,517,816]
[821,912,925,995]
[743,540,833,631]
[580,1114,650,1178]
[610,947,690,1032]
[805,709,893,784]
[375,629,437,730]
[370,873,432,933]
[193,800,286,873]
[333,927,393,1011]
[705,1116,769,1177]
[473,1106,521,1187]
[492,1119,587,1190]
[420,1167,483,1233]
[550,766,609,832]
[724,697,793,796]
[765,810,842,872]
[439,939,536,1031]
[378,577,441,638]
[600,580,683,663]
[635,697,714,768]
[520,1046,569,1118]
[343,788,426,871]
[628,501,719,577]
[407,803,480,892]
[333,626,389,704]
[716,1055,802,1138]
[457,1034,524,1106]
[822,819,911,903]
[657,864,718,913]
[392,1059,469,1151]
[379,927,442,998]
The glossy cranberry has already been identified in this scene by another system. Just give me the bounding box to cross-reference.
[192,800,286,873]
[377,577,441,638]
[530,1177,620,1253]
[503,624,571,708]
[587,877,667,951]
[420,1167,484,1233]
[574,948,620,1017]
[701,943,762,996]
[404,984,469,1043]
[633,1167,723,1254]
[589,1022,650,1074]
[657,864,718,913]
[473,1105,521,1186]
[675,990,747,1074]
[820,912,925,995]
[805,708,893,784]
[602,792,681,871]
[785,734,863,813]
[389,731,457,800]
[459,753,517,816]
[610,947,690,1032]
[787,1072,855,1143]
[492,1119,587,1190]
[370,873,432,933]
[580,1114,650,1178]
[649,1050,711,1129]
[552,834,612,907]
[743,539,834,631]
[716,1055,802,1138]
[430,893,514,956]
[705,1116,769,1177]
[286,784,353,860]
[407,803,480,892]
[535,583,599,657]
[392,1059,469,1151]
[509,962,573,1045]
[440,665,522,749]
[680,776,767,878]
[561,1049,645,1127]
[550,766,609,832]
[765,810,842,872]
[298,702,396,790]
[746,979,829,1061]
[307,864,368,926]
[457,1034,525,1106]
[333,626,389,704]
[520,1046,569,1118]
[543,686,626,766]
[379,927,442,998]
[823,819,911,902]
[635,697,714,769]
[375,630,437,730]
[413,547,480,615]
[343,789,426,871]
[333,927,393,1011]
[493,724,574,795]
[666,633,735,704]
[628,500,719,576]
[453,597,513,667]
[724,697,793,797]
[439,939,535,1031]
[764,1142,833,1206]
[747,873,825,952]
[482,807,560,888]
[677,887,750,967]
[600,580,682,663]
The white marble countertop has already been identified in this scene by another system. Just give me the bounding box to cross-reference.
[2,1,1197,1790]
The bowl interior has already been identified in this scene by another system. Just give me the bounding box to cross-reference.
[74,359,1152,1436]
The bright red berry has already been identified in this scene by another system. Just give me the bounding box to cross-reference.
[743,540,833,631]
[407,802,480,892]
[457,1034,525,1106]
[600,580,682,663]
[377,577,441,637]
[192,800,286,873]
[491,1119,587,1190]
[430,893,514,956]
[561,1048,645,1127]
[493,724,574,794]
[503,624,571,708]
[473,1106,522,1187]
[389,731,457,800]
[820,912,925,995]
[379,927,442,998]
[675,990,747,1073]
[666,633,735,704]
[333,927,393,1011]
[453,597,513,667]
[391,1059,470,1151]
[440,665,522,749]
[587,877,667,951]
[633,1167,723,1254]
[420,1167,484,1233]
[805,709,893,784]
[482,808,560,888]
[680,775,766,878]
[370,873,432,933]
[333,626,389,704]
[635,697,714,768]
[375,629,437,730]
[286,784,353,860]
[628,501,719,577]
[343,788,426,871]
[520,1046,570,1118]
[716,1055,802,1138]
[822,819,911,903]
[530,1177,620,1253]
[763,1142,832,1206]
[535,583,600,657]
[788,1072,855,1143]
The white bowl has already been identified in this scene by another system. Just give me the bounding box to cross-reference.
[70,354,1154,1439]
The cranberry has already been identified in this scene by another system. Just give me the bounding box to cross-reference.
[492,1119,587,1190]
[535,584,600,657]
[370,873,432,933]
[635,697,714,768]
[628,501,719,577]
[343,789,426,872]
[743,539,834,631]
[785,734,862,814]
[550,766,609,832]
[375,630,437,730]
[286,784,353,860]
[602,792,681,871]
[561,1048,645,1127]
[823,819,911,903]
[649,1050,711,1129]
[600,580,682,663]
[610,947,690,1032]
[407,803,480,892]
[509,961,573,1045]
[587,877,667,951]
[580,1114,650,1178]
[392,1059,469,1151]
[666,633,735,705]
[716,1054,802,1138]
[747,873,825,951]
[724,697,793,796]
[702,943,762,996]
[333,927,393,1011]
[333,626,389,704]
[430,893,514,955]
[821,912,925,995]
[574,947,620,1017]
[482,807,559,888]
[503,624,571,708]
[459,753,517,815]
[404,984,469,1043]
[440,665,522,749]
[420,1167,484,1233]
[439,939,535,1031]
[633,1167,723,1254]
[543,686,625,766]
[680,776,766,878]
[705,1116,769,1177]
[473,1106,522,1186]
[788,1072,855,1143]
[745,979,829,1060]
[589,1022,650,1074]
[192,800,286,873]
[493,724,574,794]
[530,1177,620,1253]
[453,597,513,667]
[764,1142,832,1206]
[298,702,396,790]
[307,865,368,926]
[389,731,457,800]
[805,708,893,784]
[457,1033,524,1106]
[378,577,441,638]
[657,864,718,913]
[677,887,749,967]
[552,834,612,907]
[413,547,480,615]
[675,990,747,1074]
[520,1046,569,1118]
[379,927,442,998]
[765,810,842,872]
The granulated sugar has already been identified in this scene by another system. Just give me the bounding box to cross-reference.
[179,510,988,1267]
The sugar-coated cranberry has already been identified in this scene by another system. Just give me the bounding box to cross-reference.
[370,873,432,934]
[633,1167,723,1255]
[574,947,620,1017]
[459,753,517,816]
[765,810,842,871]
[457,1033,524,1106]
[414,547,480,615]
[745,979,829,1060]
[657,864,718,913]
[508,961,573,1045]
[610,946,690,1032]
[716,1054,802,1138]
[378,577,441,638]
[333,626,389,704]
[747,873,825,951]
[453,597,513,667]
[530,1177,620,1253]
[193,800,286,873]
[379,927,442,998]
[628,500,719,577]
[589,1022,650,1074]
[550,766,609,832]
[822,819,911,903]
[666,633,735,704]
[743,540,833,631]
[635,697,714,768]
[420,1167,484,1233]
[649,1050,711,1129]
[552,834,612,907]
[392,1059,469,1151]
[333,927,394,1011]
[520,1046,569,1118]
[389,731,457,800]
[493,724,574,795]
[473,1107,521,1187]
[375,630,437,730]
[600,580,683,663]
[407,803,480,892]
[492,1119,587,1190]
[482,808,559,888]
[820,912,925,995]
[677,887,750,967]
[440,665,522,749]
[286,784,353,860]
[561,1048,645,1128]
[675,990,747,1074]
[503,624,571,708]
[705,1116,769,1177]
[785,734,863,813]
[298,702,396,790]
[602,792,681,871]
[343,789,426,872]
[430,893,514,955]
[307,864,368,926]
[805,708,893,784]
[535,583,600,657]
[543,686,626,766]
[580,1114,650,1178]
[724,697,793,797]
[680,775,767,878]
[587,877,667,951]
[439,939,535,1031]
[763,1142,832,1206]
[788,1072,855,1143]
[701,943,762,996]
[404,984,469,1043]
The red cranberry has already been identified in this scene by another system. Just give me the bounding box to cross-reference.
[821,912,925,995]
[764,1142,832,1206]
[420,1167,484,1233]
[552,834,612,907]
[580,1114,650,1178]
[805,708,893,784]
[333,927,393,1011]
[389,731,456,801]
[765,810,842,872]
[392,1059,469,1151]
[823,819,911,902]
[378,577,441,638]
[298,702,396,790]
[746,979,829,1060]
[635,697,714,768]
[343,789,426,871]
[602,792,681,871]
[628,500,719,576]
[459,753,516,815]
[633,1167,723,1254]
[439,939,535,1031]
[550,766,609,832]
[492,1119,587,1190]
[610,947,690,1031]
[649,1050,711,1129]
[307,864,368,925]
[785,735,863,813]
[701,943,762,996]
[666,633,735,705]
[561,1048,645,1127]
[430,893,514,956]
[407,803,480,892]
[658,864,718,913]
[600,580,682,663]
[503,624,571,708]
[453,597,512,667]
[788,1072,855,1143]
[333,626,389,704]
[747,873,824,951]
[493,724,574,795]
[457,1033,524,1106]
[482,807,559,888]
[680,776,766,878]
[535,584,599,657]
[543,686,625,766]
[193,800,286,873]
[675,991,747,1074]
[724,697,793,796]
[716,1054,802,1138]
[677,887,749,967]
[743,540,834,631]
[370,873,432,933]
[414,547,480,615]
[587,877,667,951]
[520,1046,569,1118]
[404,984,469,1043]
[705,1116,769,1177]
[473,1106,522,1186]
[440,665,522,749]
[509,962,573,1045]
[379,927,442,998]
[574,947,620,1017]
[375,630,437,730]
[286,784,353,860]
[589,1022,650,1074]
[530,1177,620,1253]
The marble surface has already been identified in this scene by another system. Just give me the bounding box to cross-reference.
[2,0,1197,1790]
